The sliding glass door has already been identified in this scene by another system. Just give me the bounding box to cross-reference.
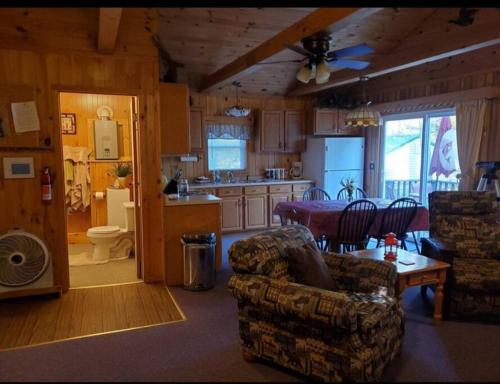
[381,110,459,205]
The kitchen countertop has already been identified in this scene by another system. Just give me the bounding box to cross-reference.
[164,194,221,206]
[189,179,314,189]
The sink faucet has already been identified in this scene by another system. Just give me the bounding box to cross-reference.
[225,171,234,183]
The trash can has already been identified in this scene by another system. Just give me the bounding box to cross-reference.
[181,232,216,291]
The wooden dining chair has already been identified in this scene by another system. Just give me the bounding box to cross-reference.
[336,187,368,200]
[371,197,418,251]
[330,199,377,253]
[303,187,331,201]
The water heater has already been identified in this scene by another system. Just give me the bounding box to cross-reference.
[94,120,119,160]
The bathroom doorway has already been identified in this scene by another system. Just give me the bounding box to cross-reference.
[58,91,142,288]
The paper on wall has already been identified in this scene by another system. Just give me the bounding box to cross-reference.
[11,101,40,133]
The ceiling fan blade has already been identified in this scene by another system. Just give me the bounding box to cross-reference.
[283,43,316,58]
[330,43,374,58]
[326,59,370,70]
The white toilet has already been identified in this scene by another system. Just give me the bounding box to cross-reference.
[87,187,135,263]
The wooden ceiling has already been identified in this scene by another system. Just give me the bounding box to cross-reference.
[156,7,316,94]
[155,7,500,97]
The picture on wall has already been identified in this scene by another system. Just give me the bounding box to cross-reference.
[61,113,76,135]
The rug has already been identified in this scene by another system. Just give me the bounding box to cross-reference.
[0,282,185,351]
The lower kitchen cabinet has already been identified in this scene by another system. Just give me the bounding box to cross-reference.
[221,196,243,232]
[269,193,291,227]
[215,182,313,232]
[244,194,268,229]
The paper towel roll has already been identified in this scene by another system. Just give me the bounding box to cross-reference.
[94,191,105,200]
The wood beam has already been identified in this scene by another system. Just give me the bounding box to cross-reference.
[98,8,122,54]
[198,8,382,92]
[288,20,500,96]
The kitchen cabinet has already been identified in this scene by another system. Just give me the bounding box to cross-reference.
[308,108,361,136]
[244,194,268,229]
[269,193,291,227]
[259,110,283,152]
[189,107,204,153]
[284,111,305,152]
[220,196,243,232]
[159,82,190,155]
[258,110,305,153]
[269,184,293,227]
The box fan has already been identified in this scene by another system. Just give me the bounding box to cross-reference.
[0,230,53,293]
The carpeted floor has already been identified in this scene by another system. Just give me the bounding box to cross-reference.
[1,231,499,382]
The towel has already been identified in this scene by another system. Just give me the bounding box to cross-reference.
[63,146,91,212]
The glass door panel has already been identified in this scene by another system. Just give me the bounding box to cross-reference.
[382,118,424,202]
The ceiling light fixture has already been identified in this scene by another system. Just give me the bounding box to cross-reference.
[345,76,381,127]
[315,60,330,84]
[225,81,251,117]
[296,59,330,85]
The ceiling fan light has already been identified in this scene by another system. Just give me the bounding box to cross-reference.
[315,62,330,84]
[296,65,312,83]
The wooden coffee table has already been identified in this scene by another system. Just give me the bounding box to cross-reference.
[348,248,450,320]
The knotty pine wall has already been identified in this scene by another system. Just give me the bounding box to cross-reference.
[60,92,133,240]
[342,45,500,197]
[0,8,164,291]
[161,91,310,180]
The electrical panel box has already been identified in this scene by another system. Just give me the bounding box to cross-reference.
[94,120,118,160]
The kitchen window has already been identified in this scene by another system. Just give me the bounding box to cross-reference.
[207,138,247,171]
[381,109,460,205]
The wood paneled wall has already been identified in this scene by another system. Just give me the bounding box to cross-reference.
[161,92,310,180]
[341,46,500,197]
[0,8,164,292]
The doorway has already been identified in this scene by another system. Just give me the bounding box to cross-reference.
[58,91,143,288]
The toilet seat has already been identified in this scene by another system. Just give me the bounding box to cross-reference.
[88,226,121,235]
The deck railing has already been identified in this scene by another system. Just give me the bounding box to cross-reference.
[384,179,459,201]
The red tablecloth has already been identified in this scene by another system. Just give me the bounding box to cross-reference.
[273,198,429,239]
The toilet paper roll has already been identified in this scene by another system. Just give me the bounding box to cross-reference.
[94,191,105,200]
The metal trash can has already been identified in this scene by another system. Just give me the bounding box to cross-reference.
[181,232,216,291]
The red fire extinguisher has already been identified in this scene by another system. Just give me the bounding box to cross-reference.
[41,167,52,204]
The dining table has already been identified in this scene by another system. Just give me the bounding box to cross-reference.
[273,198,429,240]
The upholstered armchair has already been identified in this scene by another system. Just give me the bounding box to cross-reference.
[228,225,404,382]
[421,191,500,322]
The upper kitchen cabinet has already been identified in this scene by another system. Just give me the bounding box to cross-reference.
[189,107,204,153]
[258,110,283,152]
[284,110,305,152]
[159,82,190,155]
[258,110,305,153]
[308,108,361,136]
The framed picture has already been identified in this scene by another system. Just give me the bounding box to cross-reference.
[61,113,76,135]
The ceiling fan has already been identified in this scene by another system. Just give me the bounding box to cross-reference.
[281,31,374,85]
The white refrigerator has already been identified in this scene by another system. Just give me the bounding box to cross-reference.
[302,137,365,199]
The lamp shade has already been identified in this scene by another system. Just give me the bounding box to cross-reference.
[315,62,330,84]
[296,65,312,83]
[345,104,381,127]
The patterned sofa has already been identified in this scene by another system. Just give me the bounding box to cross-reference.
[421,191,500,322]
[228,225,404,382]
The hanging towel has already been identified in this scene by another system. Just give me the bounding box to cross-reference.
[63,146,91,212]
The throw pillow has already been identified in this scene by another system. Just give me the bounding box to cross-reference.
[285,242,337,291]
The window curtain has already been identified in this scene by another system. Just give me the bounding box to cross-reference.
[455,99,489,190]
[206,122,252,140]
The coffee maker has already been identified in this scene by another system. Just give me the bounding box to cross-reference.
[289,161,303,179]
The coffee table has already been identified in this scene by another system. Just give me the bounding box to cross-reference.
[348,248,450,320]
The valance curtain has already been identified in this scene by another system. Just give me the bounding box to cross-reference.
[455,99,489,191]
[206,116,253,140]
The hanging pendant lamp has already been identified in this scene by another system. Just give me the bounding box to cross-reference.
[345,76,381,127]
[225,81,251,117]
